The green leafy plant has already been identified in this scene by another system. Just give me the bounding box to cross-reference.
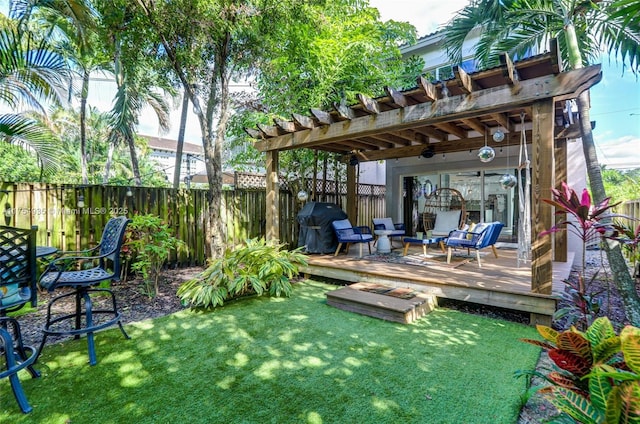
[124,214,184,297]
[177,238,307,309]
[540,182,620,330]
[611,221,640,279]
[521,317,640,423]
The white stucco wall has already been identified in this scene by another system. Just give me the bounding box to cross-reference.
[566,139,588,268]
[357,161,386,185]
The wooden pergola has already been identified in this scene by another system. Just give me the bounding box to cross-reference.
[249,45,602,295]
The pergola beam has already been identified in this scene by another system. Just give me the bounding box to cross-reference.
[453,65,478,94]
[254,65,601,153]
[357,93,381,114]
[417,75,439,101]
[384,86,408,107]
[499,52,522,94]
[345,133,532,162]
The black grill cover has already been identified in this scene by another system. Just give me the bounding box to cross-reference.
[297,202,347,254]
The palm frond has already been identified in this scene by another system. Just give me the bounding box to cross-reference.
[442,0,640,74]
[0,26,69,111]
[143,90,172,133]
[594,2,640,73]
[0,113,61,171]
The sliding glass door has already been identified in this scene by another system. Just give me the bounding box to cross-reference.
[409,169,517,241]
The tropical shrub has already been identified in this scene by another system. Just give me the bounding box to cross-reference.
[177,238,308,309]
[540,182,620,330]
[124,214,184,297]
[611,221,640,279]
[521,317,640,423]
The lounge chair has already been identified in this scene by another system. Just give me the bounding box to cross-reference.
[372,217,405,248]
[331,219,373,257]
[445,222,504,268]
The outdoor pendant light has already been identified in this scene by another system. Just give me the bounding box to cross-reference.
[500,135,518,190]
[500,126,517,189]
[478,128,495,163]
[500,174,517,189]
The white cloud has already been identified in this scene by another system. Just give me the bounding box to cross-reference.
[368,0,470,36]
[595,135,640,169]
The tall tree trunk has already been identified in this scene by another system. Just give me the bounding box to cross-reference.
[173,90,189,189]
[208,77,229,258]
[576,92,640,326]
[103,142,115,184]
[80,69,90,184]
[126,134,142,186]
[565,23,640,325]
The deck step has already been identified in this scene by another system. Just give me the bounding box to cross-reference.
[326,283,435,324]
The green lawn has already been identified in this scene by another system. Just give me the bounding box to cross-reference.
[1,281,541,423]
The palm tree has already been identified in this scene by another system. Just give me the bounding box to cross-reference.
[0,17,67,174]
[441,0,640,325]
[20,0,104,184]
[107,58,171,186]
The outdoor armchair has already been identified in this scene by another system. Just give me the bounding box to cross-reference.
[332,219,373,257]
[0,225,40,413]
[372,217,405,247]
[445,222,504,268]
[37,216,131,366]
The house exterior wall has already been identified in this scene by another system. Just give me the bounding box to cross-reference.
[357,161,386,185]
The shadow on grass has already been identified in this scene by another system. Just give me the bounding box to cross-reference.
[1,280,541,424]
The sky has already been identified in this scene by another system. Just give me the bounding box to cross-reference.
[1,0,639,169]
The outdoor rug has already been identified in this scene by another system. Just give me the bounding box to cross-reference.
[353,250,488,268]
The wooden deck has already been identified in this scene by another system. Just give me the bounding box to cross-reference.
[300,244,573,325]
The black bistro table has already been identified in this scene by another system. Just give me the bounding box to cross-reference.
[36,246,58,259]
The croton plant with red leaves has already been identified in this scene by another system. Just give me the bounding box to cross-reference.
[521,317,640,423]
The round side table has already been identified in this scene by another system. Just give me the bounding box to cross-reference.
[374,230,393,254]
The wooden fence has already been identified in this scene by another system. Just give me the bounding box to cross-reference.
[0,182,385,266]
[620,199,640,229]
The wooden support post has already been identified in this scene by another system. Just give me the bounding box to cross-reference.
[265,150,279,241]
[346,164,357,224]
[554,138,568,262]
[531,100,555,294]
[312,149,318,201]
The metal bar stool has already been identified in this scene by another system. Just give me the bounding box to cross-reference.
[37,217,131,366]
